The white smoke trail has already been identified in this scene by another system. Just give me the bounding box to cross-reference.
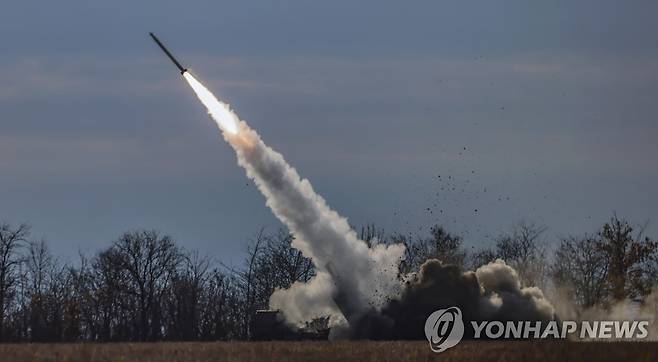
[183,72,405,326]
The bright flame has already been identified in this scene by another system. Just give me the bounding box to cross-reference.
[183,71,239,134]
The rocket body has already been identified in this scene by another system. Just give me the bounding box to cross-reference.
[149,32,187,74]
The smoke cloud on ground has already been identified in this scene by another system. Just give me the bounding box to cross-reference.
[344,259,556,339]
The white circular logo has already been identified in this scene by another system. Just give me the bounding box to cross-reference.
[424,306,464,353]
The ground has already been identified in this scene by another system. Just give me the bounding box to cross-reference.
[0,341,655,361]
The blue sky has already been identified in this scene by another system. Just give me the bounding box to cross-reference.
[1,1,657,264]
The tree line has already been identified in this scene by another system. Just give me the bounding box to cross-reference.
[0,215,656,342]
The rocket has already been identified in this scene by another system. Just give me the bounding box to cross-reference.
[149,32,188,74]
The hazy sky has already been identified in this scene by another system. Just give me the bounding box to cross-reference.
[1,1,657,264]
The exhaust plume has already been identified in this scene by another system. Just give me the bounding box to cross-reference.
[184,72,238,134]
[183,72,405,326]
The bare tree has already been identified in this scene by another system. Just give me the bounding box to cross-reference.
[494,221,549,287]
[64,253,94,341]
[165,251,210,340]
[0,223,29,341]
[398,225,466,273]
[239,228,265,338]
[90,247,132,341]
[24,239,56,341]
[495,222,547,263]
[106,230,182,341]
[468,248,497,270]
[259,230,314,287]
[198,270,242,340]
[597,215,657,300]
[553,235,610,307]
[553,216,658,308]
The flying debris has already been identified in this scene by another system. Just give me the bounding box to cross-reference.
[149,32,188,74]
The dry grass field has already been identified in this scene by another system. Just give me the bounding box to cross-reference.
[0,341,655,362]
